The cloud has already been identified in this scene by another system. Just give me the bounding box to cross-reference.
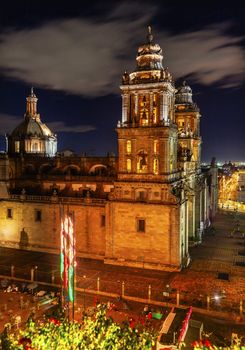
[48,121,96,133]
[0,114,22,134]
[161,23,245,88]
[0,114,95,135]
[0,3,244,96]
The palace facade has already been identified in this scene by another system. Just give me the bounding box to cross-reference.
[0,28,217,271]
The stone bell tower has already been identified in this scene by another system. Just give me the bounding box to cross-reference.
[117,26,178,182]
[105,28,187,271]
[175,81,201,169]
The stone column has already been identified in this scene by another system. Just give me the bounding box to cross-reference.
[159,92,163,121]
[195,190,201,240]
[185,200,189,256]
[162,94,169,122]
[149,92,153,124]
[188,195,195,239]
[134,93,138,120]
[192,195,196,237]
[121,94,128,124]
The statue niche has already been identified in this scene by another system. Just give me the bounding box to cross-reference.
[19,227,29,249]
[137,151,148,173]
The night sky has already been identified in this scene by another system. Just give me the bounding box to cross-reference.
[0,0,244,162]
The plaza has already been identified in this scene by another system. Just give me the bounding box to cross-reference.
[0,211,244,347]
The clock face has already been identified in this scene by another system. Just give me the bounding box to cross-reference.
[177,105,185,110]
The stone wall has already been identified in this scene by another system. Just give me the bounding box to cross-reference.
[0,198,106,259]
[105,201,181,271]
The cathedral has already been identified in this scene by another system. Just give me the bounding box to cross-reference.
[0,28,217,271]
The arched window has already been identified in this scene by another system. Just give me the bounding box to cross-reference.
[127,159,131,172]
[126,140,132,154]
[153,140,159,154]
[153,94,158,123]
[139,95,149,126]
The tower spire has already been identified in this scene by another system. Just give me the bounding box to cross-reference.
[147,25,153,43]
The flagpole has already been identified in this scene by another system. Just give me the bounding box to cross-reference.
[67,204,70,322]
[59,203,64,311]
[72,209,75,322]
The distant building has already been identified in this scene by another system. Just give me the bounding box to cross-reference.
[0,27,217,271]
[218,162,245,210]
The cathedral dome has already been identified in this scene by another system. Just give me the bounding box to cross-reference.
[175,81,193,104]
[7,88,57,157]
[11,117,53,138]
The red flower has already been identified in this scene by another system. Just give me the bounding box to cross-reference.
[191,340,199,347]
[147,312,152,319]
[129,318,136,329]
[203,339,212,347]
[49,317,60,326]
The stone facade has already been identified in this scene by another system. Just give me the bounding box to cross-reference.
[0,27,218,271]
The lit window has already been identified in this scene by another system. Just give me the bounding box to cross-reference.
[101,215,106,227]
[126,140,132,154]
[137,219,145,232]
[127,159,131,172]
[32,142,39,152]
[35,209,42,222]
[153,158,159,174]
[7,208,13,219]
[153,140,159,154]
[139,95,149,126]
[15,141,20,153]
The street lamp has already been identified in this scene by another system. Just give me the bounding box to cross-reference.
[214,294,220,302]
[83,275,86,311]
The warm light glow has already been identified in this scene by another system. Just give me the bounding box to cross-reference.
[153,140,159,154]
[126,140,131,154]
[126,158,131,172]
[15,141,20,153]
[153,158,158,174]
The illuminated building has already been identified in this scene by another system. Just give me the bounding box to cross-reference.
[6,88,57,157]
[0,27,217,271]
[218,163,245,210]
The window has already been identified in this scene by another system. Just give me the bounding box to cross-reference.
[139,95,149,126]
[153,140,159,154]
[101,215,106,227]
[32,142,39,152]
[153,94,158,123]
[137,191,146,201]
[153,158,159,174]
[7,208,13,219]
[15,141,20,153]
[35,209,42,222]
[137,219,145,232]
[126,140,132,154]
[127,158,131,172]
